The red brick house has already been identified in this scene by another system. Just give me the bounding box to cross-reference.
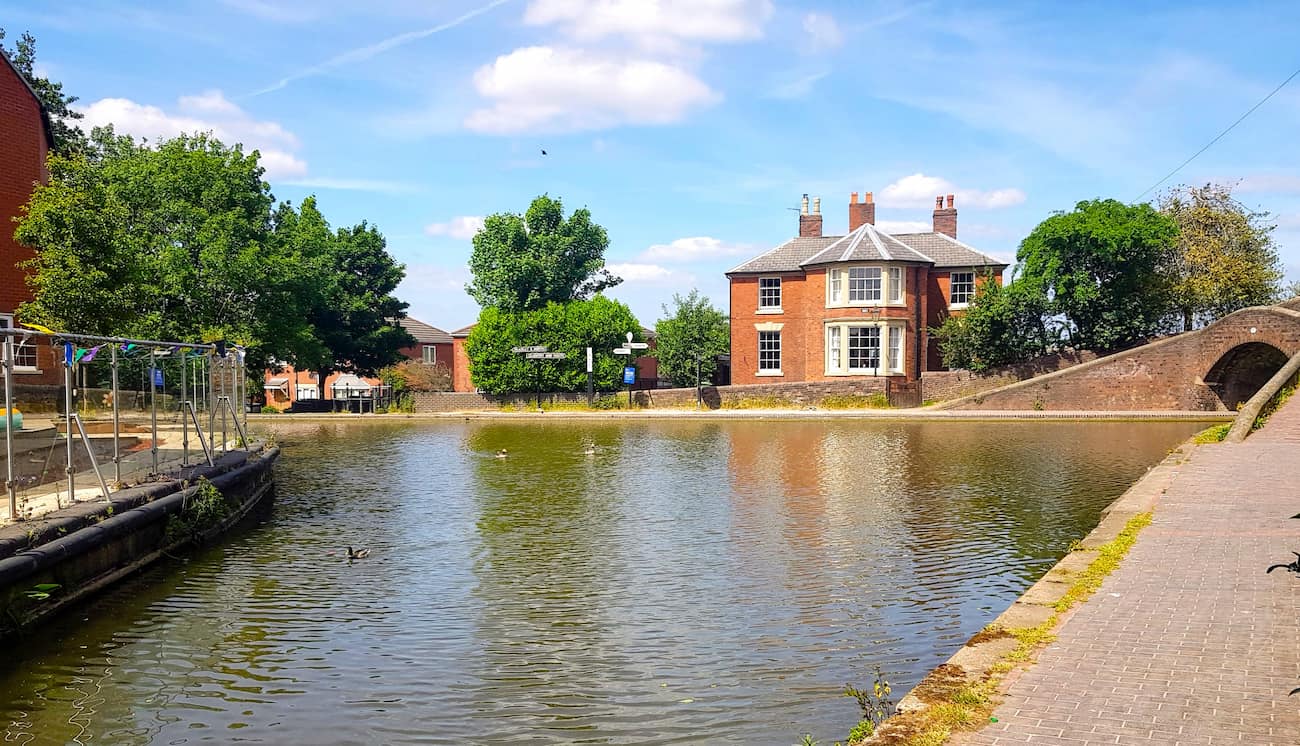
[1,49,60,384]
[727,192,1007,385]
[397,317,454,369]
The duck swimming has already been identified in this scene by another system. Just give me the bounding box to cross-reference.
[495,449,509,458]
[347,546,370,559]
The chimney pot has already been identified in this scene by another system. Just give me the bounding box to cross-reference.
[848,189,876,232]
[850,191,858,204]
[813,196,821,214]
[801,194,809,216]
[935,196,944,209]
[947,194,955,208]
[865,191,873,204]
[933,193,958,238]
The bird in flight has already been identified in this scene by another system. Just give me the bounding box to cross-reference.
[541,148,548,156]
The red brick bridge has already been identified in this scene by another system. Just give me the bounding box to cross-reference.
[942,299,1300,411]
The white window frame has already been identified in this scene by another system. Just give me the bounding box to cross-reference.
[758,277,782,311]
[757,330,782,375]
[0,315,38,371]
[421,344,437,364]
[950,271,976,307]
[295,384,319,400]
[824,321,906,376]
[825,265,906,308]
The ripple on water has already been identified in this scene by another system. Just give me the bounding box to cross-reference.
[0,419,1206,745]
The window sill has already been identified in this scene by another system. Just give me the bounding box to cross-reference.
[13,368,43,375]
[948,302,970,310]
[825,302,907,310]
[755,369,784,377]
[824,369,904,377]
[755,307,783,314]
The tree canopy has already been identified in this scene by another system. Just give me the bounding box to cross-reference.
[464,297,642,395]
[932,276,1052,373]
[1159,183,1281,330]
[1017,199,1177,351]
[653,290,730,387]
[15,129,410,375]
[1,28,88,155]
[466,194,621,312]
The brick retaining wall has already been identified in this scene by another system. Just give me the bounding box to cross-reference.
[921,350,1099,402]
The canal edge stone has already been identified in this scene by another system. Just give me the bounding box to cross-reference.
[868,439,1198,744]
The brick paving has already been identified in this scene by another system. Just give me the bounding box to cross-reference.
[968,399,1300,746]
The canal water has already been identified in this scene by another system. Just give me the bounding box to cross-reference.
[0,419,1208,745]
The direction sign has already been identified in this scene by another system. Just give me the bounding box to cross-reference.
[626,342,649,350]
[511,345,548,354]
[613,347,631,355]
[526,352,567,360]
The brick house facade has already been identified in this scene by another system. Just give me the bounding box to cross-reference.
[0,50,60,385]
[727,193,1007,385]
[396,317,454,371]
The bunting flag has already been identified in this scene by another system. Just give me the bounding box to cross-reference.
[20,322,56,335]
[74,347,88,363]
[81,345,103,363]
[120,343,137,354]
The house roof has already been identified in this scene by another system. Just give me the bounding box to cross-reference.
[398,317,453,344]
[450,322,476,338]
[802,223,933,266]
[0,49,55,149]
[727,226,1009,275]
[891,232,1007,269]
[331,373,372,391]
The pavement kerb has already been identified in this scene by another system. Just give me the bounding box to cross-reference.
[247,409,1233,422]
[864,437,1201,745]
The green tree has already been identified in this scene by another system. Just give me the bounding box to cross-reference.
[1158,183,1282,330]
[653,290,729,387]
[932,276,1053,372]
[465,297,641,394]
[1,28,88,155]
[1017,199,1177,351]
[466,194,621,312]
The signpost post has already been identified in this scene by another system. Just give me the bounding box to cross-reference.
[585,346,593,406]
[513,346,566,410]
[613,331,649,408]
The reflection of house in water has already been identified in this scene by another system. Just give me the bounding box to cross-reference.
[261,367,388,412]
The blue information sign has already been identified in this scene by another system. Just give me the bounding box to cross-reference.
[153,368,164,387]
[622,366,636,385]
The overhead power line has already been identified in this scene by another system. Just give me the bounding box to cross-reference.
[1135,63,1300,201]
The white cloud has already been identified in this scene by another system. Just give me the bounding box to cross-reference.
[802,12,842,52]
[1236,173,1300,194]
[524,0,773,48]
[78,90,308,179]
[639,236,752,262]
[465,46,718,134]
[875,220,931,234]
[607,262,692,284]
[424,216,486,240]
[880,173,1027,209]
[281,177,422,194]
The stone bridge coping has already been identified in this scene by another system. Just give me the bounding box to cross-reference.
[933,304,1300,411]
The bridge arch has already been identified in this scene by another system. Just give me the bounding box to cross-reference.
[1203,341,1289,410]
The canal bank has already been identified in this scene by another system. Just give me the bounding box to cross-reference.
[249,409,1234,422]
[0,443,279,640]
[868,400,1300,745]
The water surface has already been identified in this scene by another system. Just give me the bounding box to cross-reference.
[0,419,1207,744]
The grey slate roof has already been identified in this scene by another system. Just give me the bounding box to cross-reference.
[450,323,476,338]
[398,317,454,344]
[728,226,1008,275]
[891,232,1008,269]
[802,223,932,266]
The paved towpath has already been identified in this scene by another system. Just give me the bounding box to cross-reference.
[967,400,1300,745]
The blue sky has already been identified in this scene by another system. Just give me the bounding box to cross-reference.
[5,0,1300,331]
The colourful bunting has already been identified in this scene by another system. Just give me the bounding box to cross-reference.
[81,345,102,363]
[20,322,56,335]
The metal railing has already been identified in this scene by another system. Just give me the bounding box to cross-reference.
[1,328,250,521]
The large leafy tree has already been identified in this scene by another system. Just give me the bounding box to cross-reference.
[1158,183,1281,330]
[465,297,641,394]
[466,194,621,312]
[1017,199,1177,351]
[1,28,88,155]
[653,290,729,387]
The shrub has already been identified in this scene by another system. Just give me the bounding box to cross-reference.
[260,405,280,414]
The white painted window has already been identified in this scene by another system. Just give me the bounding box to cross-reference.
[0,315,38,370]
[826,325,841,371]
[759,277,782,309]
[849,267,881,302]
[888,325,903,373]
[889,267,904,303]
[422,344,437,364]
[828,269,842,304]
[848,327,881,371]
[758,331,781,371]
[295,384,319,400]
[950,272,975,306]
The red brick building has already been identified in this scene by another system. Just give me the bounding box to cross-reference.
[0,50,59,384]
[397,317,454,369]
[727,192,1006,385]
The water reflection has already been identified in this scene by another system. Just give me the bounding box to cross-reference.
[0,419,1208,745]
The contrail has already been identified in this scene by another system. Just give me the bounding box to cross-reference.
[249,0,513,97]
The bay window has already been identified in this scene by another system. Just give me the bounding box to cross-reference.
[825,265,906,308]
[824,322,906,375]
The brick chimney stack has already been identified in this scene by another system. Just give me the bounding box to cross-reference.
[799,193,823,237]
[932,193,957,238]
[848,191,876,232]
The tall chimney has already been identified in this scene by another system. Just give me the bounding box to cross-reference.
[932,193,957,238]
[849,190,876,232]
[799,193,823,237]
